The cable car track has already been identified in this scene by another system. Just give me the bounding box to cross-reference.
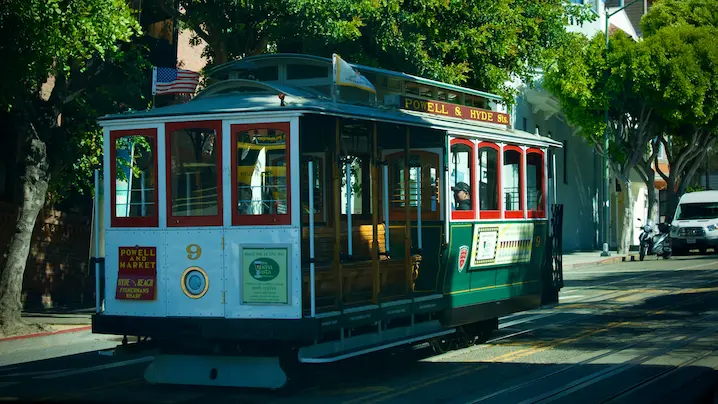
[462,310,718,404]
[344,271,718,404]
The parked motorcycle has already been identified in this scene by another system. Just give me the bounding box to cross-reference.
[637,218,672,261]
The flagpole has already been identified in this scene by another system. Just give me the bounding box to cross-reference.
[151,66,157,109]
[331,54,337,103]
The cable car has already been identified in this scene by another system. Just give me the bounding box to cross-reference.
[90,53,563,389]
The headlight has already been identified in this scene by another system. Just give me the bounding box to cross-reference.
[708,224,718,232]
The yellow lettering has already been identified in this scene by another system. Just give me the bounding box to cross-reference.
[498,114,509,124]
[428,102,435,113]
[440,104,448,114]
[470,109,479,120]
[405,98,412,109]
[138,279,154,287]
[118,279,130,286]
[487,112,494,121]
[455,106,462,117]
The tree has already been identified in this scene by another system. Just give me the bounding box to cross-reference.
[160,0,593,99]
[0,0,145,335]
[543,31,663,254]
[639,0,718,221]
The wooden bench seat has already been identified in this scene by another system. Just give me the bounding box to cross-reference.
[301,255,422,311]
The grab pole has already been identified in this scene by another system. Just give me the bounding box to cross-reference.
[345,157,353,258]
[308,160,316,317]
[93,168,101,314]
[416,166,422,251]
[382,163,390,255]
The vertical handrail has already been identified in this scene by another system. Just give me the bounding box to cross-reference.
[140,172,146,216]
[345,157,353,258]
[94,168,101,314]
[404,127,412,294]
[333,118,343,307]
[126,142,135,217]
[383,163,391,255]
[308,160,316,317]
[371,123,380,303]
[416,165,422,251]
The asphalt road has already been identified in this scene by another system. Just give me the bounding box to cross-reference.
[2,254,718,403]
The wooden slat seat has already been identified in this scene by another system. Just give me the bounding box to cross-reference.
[301,255,422,311]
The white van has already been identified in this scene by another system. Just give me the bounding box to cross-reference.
[670,190,718,254]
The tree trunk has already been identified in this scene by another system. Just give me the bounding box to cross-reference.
[617,179,634,255]
[0,136,51,335]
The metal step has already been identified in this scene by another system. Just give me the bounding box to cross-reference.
[298,322,456,364]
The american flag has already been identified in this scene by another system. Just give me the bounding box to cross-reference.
[152,67,200,95]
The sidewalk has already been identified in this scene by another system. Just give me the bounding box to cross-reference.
[0,308,93,343]
[563,250,639,270]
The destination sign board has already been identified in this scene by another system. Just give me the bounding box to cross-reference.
[398,95,511,126]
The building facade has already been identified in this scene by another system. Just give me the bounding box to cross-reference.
[512,0,660,252]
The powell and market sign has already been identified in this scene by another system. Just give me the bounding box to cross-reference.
[387,95,511,126]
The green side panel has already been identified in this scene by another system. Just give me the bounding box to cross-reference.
[442,223,474,296]
[443,220,549,309]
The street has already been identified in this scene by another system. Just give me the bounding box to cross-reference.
[2,255,718,403]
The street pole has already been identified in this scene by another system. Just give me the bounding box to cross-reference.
[601,0,640,257]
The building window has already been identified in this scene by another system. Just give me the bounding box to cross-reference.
[527,149,546,218]
[231,122,291,226]
[503,146,523,218]
[449,138,475,220]
[166,121,223,227]
[478,142,501,219]
[110,128,159,227]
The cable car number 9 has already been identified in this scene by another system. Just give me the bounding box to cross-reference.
[186,244,202,260]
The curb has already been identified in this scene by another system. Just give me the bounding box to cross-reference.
[564,253,640,270]
[0,325,91,343]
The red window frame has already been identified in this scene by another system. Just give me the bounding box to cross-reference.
[477,142,501,220]
[527,148,547,218]
[165,120,224,227]
[449,138,475,221]
[503,145,524,219]
[110,128,159,228]
[231,122,292,226]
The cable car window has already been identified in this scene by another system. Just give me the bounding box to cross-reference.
[387,151,440,221]
[110,128,158,227]
[478,144,499,215]
[450,139,475,219]
[166,121,223,226]
[232,122,291,226]
[342,156,364,215]
[527,149,545,217]
[503,146,523,218]
[301,156,325,223]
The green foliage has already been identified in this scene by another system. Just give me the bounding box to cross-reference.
[686,184,705,193]
[638,25,718,128]
[0,0,152,202]
[174,0,595,100]
[640,0,718,37]
[0,0,141,109]
[543,30,652,172]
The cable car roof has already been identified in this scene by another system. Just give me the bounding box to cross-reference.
[98,80,562,148]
